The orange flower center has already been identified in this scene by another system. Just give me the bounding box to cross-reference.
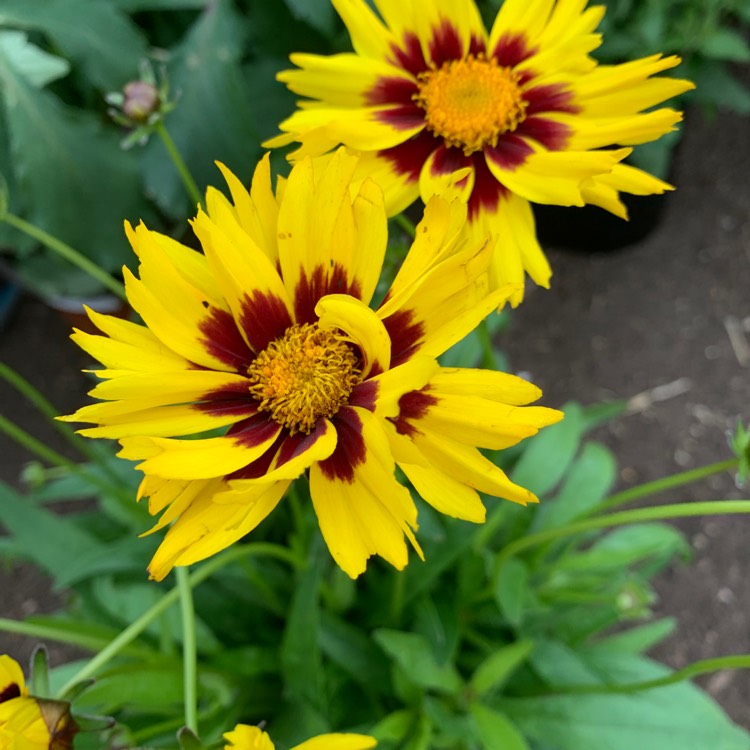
[247,323,360,434]
[414,56,527,155]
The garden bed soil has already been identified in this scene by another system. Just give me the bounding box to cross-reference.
[1,105,749,729]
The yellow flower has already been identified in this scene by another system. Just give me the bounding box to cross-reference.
[223,724,376,750]
[62,149,561,581]
[0,656,76,750]
[266,0,694,305]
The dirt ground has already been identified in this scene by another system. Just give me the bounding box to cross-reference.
[1,105,749,731]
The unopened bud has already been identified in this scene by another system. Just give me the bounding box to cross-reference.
[122,80,159,123]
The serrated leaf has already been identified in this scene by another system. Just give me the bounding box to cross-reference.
[0,0,147,90]
[471,704,530,750]
[141,0,260,219]
[374,629,462,695]
[471,640,535,698]
[0,31,69,88]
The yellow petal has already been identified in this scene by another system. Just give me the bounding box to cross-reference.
[294,734,378,750]
[316,293,391,376]
[148,480,289,581]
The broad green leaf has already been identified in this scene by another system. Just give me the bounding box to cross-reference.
[532,442,616,531]
[471,640,535,698]
[283,0,339,37]
[530,639,604,687]
[371,709,414,743]
[689,60,750,115]
[504,652,750,750]
[374,629,462,695]
[494,557,528,626]
[75,664,184,714]
[141,0,260,219]
[591,618,677,656]
[319,612,391,695]
[281,545,325,711]
[54,536,155,587]
[700,28,750,62]
[0,31,69,87]
[425,697,478,747]
[0,48,146,290]
[471,704,530,750]
[511,402,585,496]
[0,481,102,582]
[0,0,148,90]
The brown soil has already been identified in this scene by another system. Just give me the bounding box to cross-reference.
[1,106,749,729]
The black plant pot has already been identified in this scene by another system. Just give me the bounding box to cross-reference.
[533,190,670,253]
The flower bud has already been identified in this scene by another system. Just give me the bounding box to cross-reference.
[121,80,160,123]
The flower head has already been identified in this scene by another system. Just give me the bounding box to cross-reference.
[0,655,77,750]
[223,724,376,750]
[266,0,693,304]
[63,149,561,580]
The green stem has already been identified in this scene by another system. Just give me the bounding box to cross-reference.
[177,566,198,735]
[393,212,416,239]
[0,361,106,468]
[55,542,301,698]
[0,212,126,300]
[536,654,750,696]
[598,458,739,513]
[155,121,202,209]
[0,413,118,499]
[0,618,153,659]
[495,500,750,571]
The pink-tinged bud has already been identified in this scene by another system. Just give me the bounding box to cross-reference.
[122,80,159,122]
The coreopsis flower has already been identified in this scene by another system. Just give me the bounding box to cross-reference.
[0,655,77,750]
[266,0,694,304]
[62,149,561,581]
[223,724,376,750]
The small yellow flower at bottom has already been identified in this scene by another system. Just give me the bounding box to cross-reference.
[223,724,377,750]
[0,655,77,750]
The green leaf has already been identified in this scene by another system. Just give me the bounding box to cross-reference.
[371,709,414,743]
[75,664,184,714]
[504,653,750,750]
[54,536,155,587]
[177,727,205,750]
[31,645,51,697]
[283,0,339,37]
[0,48,146,287]
[141,0,260,219]
[511,403,586,496]
[319,612,391,695]
[0,0,148,90]
[690,61,750,115]
[532,442,616,531]
[373,629,463,696]
[700,28,750,62]
[281,546,325,711]
[471,704,530,750]
[494,557,529,626]
[107,0,207,9]
[529,640,604,687]
[471,640,535,698]
[0,31,69,88]
[0,481,103,582]
[591,618,677,656]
